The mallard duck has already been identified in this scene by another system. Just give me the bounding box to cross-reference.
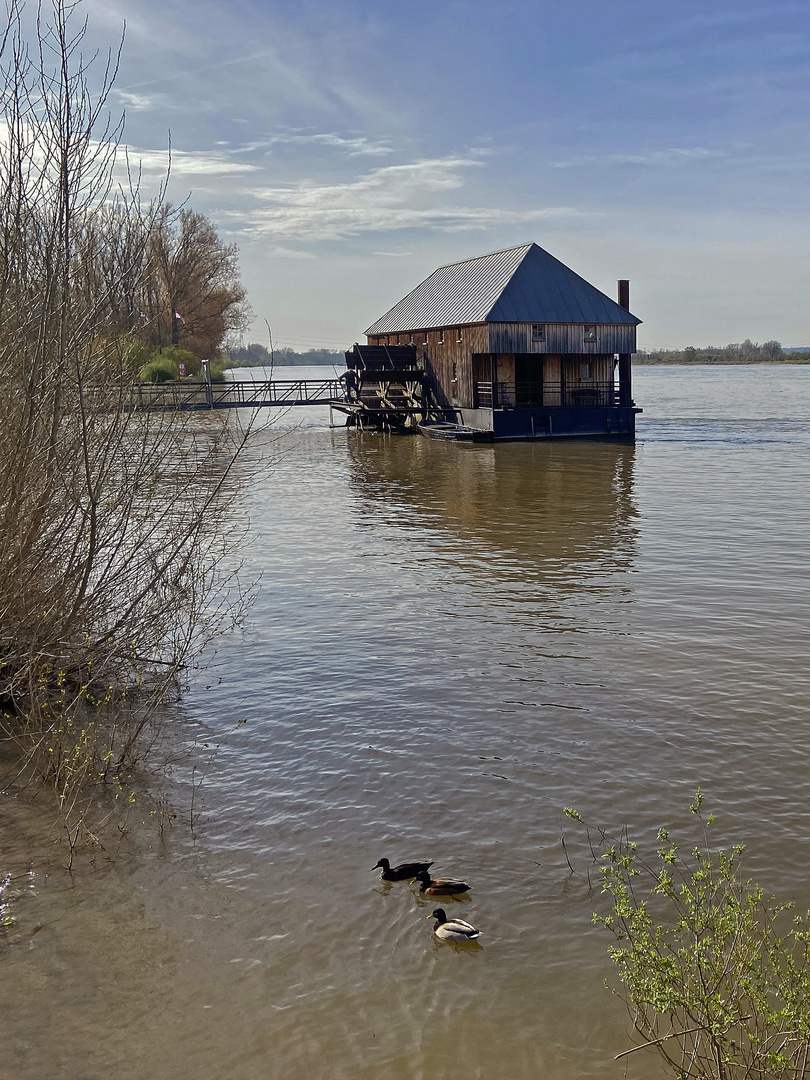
[428,908,481,941]
[372,858,434,882]
[415,870,471,896]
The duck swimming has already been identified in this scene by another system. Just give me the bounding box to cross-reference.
[428,908,481,941]
[415,870,471,896]
[372,858,434,882]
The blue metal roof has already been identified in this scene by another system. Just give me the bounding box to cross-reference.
[365,243,641,334]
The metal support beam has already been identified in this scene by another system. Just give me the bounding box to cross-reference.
[617,279,632,408]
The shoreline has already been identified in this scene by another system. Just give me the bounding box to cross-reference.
[632,358,810,366]
[223,358,810,372]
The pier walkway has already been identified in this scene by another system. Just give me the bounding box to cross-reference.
[133,377,346,411]
[132,377,432,431]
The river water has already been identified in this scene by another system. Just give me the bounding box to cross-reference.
[2,364,810,1080]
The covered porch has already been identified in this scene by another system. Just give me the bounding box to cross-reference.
[472,352,619,409]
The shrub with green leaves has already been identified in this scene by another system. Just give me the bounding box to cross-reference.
[139,346,201,382]
[566,795,810,1080]
[160,346,200,376]
[138,355,177,382]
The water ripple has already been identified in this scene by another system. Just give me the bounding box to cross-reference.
[3,366,810,1079]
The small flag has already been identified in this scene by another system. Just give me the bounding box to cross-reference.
[174,310,185,324]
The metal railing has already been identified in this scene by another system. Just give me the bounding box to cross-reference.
[133,377,620,413]
[133,378,344,411]
[476,380,618,408]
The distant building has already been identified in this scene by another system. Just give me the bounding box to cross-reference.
[361,242,641,439]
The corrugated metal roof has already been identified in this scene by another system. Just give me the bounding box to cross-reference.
[365,243,641,334]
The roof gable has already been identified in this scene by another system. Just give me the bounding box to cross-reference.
[365,245,531,336]
[365,243,641,335]
[487,244,640,325]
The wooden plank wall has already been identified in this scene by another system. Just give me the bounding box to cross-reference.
[368,322,627,407]
[504,353,615,398]
[506,354,615,385]
[368,324,489,408]
[563,354,616,387]
[488,322,636,355]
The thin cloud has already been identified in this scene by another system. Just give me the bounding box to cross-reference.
[235,205,580,242]
[553,146,718,168]
[113,90,162,112]
[124,146,260,176]
[253,155,481,204]
[228,155,580,240]
[261,246,318,260]
[256,131,396,157]
[610,147,718,165]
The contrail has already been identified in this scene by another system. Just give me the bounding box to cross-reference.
[121,50,275,91]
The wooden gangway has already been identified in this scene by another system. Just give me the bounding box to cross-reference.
[133,377,345,411]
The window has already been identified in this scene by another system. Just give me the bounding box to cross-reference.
[409,333,414,344]
[584,325,597,342]
[396,334,402,344]
[456,327,463,342]
[579,363,591,380]
[532,323,545,341]
[422,331,428,345]
[438,329,444,344]
[452,361,458,382]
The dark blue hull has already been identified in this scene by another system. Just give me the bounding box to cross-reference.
[458,405,640,440]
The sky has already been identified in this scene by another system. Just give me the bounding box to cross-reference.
[73,0,810,349]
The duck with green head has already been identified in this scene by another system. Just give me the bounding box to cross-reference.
[428,908,481,941]
[372,858,433,882]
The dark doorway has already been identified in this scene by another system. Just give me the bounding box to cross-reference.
[515,354,543,405]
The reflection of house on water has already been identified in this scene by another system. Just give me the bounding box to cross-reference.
[345,436,639,595]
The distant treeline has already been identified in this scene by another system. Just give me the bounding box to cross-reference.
[229,340,810,368]
[634,340,810,365]
[228,343,345,367]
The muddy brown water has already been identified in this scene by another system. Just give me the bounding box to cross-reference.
[2,365,810,1079]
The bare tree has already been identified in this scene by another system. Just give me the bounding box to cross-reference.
[80,201,252,358]
[0,0,252,831]
[148,205,250,355]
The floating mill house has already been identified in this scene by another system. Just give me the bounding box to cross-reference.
[343,242,641,440]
